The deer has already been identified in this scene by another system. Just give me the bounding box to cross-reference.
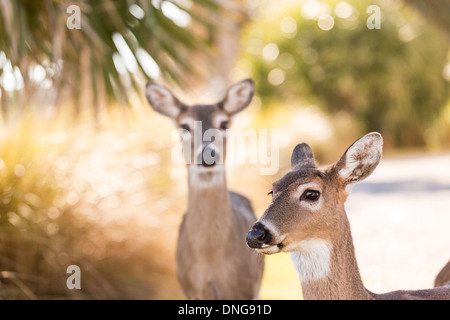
[435,260,450,287]
[246,132,450,300]
[145,79,264,299]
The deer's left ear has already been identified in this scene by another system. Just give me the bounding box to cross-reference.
[291,143,317,170]
[332,132,383,185]
[220,79,254,115]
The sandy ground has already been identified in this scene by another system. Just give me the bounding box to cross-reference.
[346,151,450,293]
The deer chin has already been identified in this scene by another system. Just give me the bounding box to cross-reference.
[188,164,225,188]
[256,243,283,255]
[198,165,225,176]
[256,234,287,255]
[189,164,224,174]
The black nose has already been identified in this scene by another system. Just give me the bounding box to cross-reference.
[246,222,271,248]
[201,145,220,167]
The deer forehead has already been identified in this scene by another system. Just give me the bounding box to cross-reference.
[176,105,230,128]
[273,169,324,195]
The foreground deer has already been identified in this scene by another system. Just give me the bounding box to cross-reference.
[247,132,450,299]
[146,79,264,299]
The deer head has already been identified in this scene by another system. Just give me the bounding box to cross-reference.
[145,79,254,175]
[246,132,383,255]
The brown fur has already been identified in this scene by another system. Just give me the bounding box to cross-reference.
[177,183,264,299]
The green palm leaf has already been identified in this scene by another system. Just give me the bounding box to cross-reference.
[0,0,224,116]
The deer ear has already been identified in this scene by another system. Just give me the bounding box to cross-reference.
[333,132,383,185]
[145,82,185,119]
[220,79,254,114]
[291,143,317,170]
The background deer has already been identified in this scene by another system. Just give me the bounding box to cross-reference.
[146,79,264,299]
[247,132,450,300]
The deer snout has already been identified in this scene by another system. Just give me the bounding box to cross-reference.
[197,144,221,167]
[246,222,272,249]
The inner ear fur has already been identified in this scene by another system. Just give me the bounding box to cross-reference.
[145,81,186,119]
[332,132,383,184]
[220,79,255,115]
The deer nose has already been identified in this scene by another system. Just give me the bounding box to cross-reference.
[246,222,271,248]
[201,144,220,167]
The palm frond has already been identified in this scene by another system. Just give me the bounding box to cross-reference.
[0,0,227,117]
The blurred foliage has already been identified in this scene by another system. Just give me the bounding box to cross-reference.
[0,111,186,299]
[404,0,450,34]
[0,0,222,116]
[239,0,450,147]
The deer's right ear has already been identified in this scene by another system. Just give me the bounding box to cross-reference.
[332,132,383,186]
[145,82,184,119]
[291,143,317,170]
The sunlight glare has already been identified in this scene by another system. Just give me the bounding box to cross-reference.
[398,24,417,42]
[112,53,127,75]
[1,64,17,91]
[335,2,353,19]
[129,4,145,19]
[136,48,161,79]
[262,43,279,62]
[161,1,191,27]
[280,16,297,37]
[318,14,334,31]
[279,52,295,69]
[302,0,321,19]
[29,64,46,82]
[112,32,138,74]
[268,68,285,86]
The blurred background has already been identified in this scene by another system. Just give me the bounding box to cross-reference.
[0,0,449,299]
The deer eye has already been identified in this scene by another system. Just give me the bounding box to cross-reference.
[219,120,229,130]
[180,124,191,132]
[301,190,320,202]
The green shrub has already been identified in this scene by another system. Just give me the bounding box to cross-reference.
[240,0,449,147]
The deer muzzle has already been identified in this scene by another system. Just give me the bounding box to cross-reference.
[246,222,272,249]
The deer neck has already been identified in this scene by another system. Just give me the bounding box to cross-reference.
[185,165,233,241]
[291,213,373,300]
